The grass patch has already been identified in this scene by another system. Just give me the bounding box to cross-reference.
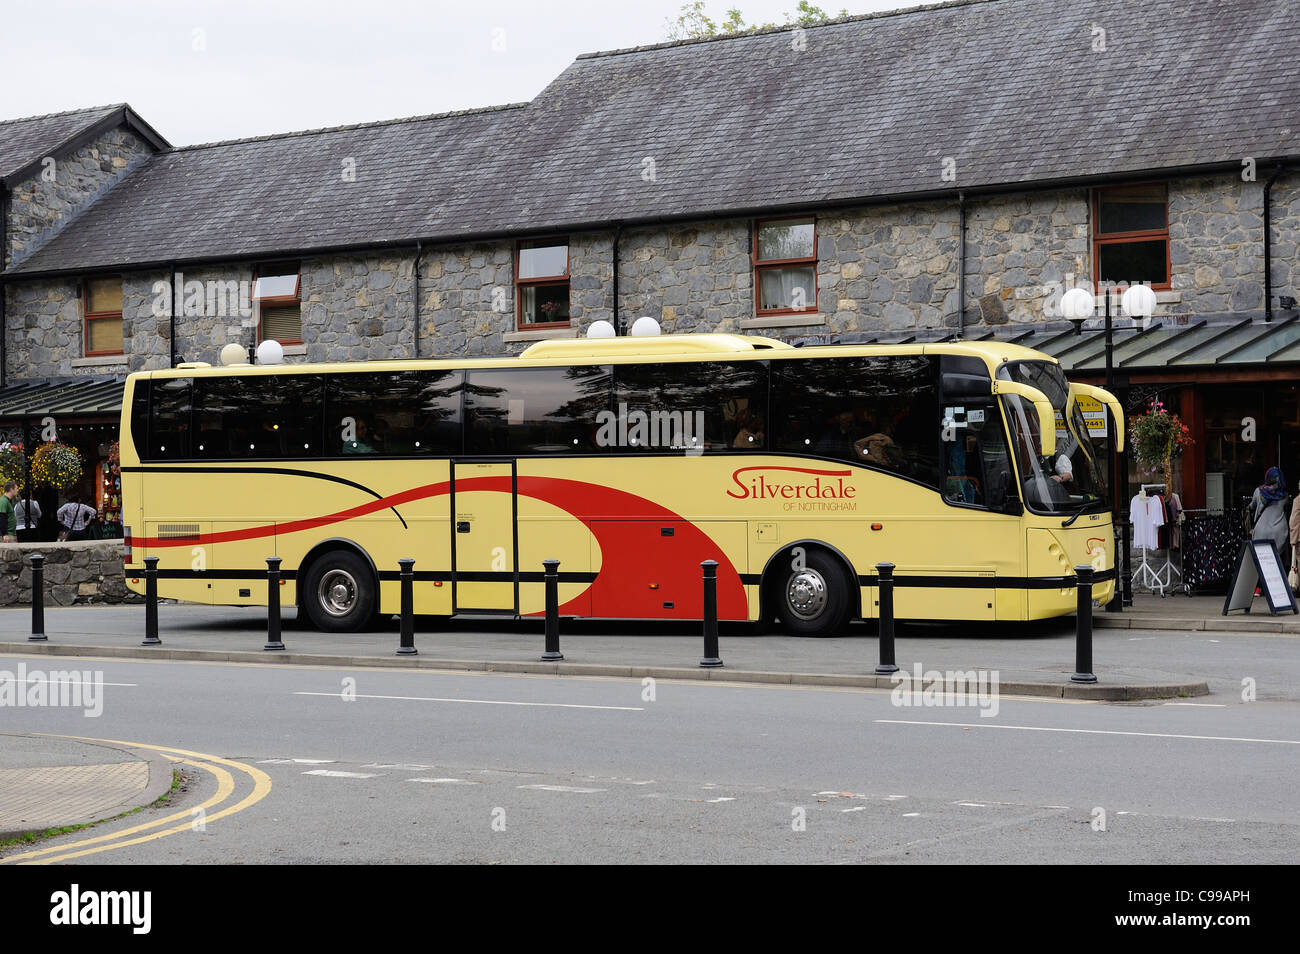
[0,769,186,850]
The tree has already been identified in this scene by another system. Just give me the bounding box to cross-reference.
[665,1,850,40]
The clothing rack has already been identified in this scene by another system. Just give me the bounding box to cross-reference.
[1132,483,1183,595]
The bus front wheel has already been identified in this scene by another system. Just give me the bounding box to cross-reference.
[302,551,377,633]
[772,548,853,637]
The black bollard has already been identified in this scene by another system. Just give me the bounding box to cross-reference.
[28,554,47,642]
[141,556,161,646]
[1072,564,1097,684]
[874,562,898,675]
[1121,515,1133,607]
[541,559,563,661]
[263,557,285,651]
[396,558,417,656]
[699,560,722,668]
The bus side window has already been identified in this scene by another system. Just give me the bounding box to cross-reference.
[612,361,766,454]
[193,375,322,460]
[771,355,941,488]
[465,365,611,455]
[326,370,462,456]
[151,377,192,460]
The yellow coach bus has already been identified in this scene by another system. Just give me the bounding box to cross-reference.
[119,333,1121,635]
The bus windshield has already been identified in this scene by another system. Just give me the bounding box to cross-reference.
[998,361,1107,516]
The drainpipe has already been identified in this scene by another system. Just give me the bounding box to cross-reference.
[1264,163,1288,323]
[169,263,177,367]
[1,181,8,388]
[612,223,623,335]
[412,240,425,358]
[956,191,967,339]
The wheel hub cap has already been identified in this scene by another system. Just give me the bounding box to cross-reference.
[787,569,828,620]
[319,570,358,616]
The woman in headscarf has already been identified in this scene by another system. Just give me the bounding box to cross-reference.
[1251,467,1290,568]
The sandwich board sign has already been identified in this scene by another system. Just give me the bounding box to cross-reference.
[1223,539,1298,616]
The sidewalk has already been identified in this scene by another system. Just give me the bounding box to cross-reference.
[0,733,175,841]
[0,603,1221,701]
[1096,592,1300,633]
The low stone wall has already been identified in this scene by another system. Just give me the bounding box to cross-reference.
[0,541,138,606]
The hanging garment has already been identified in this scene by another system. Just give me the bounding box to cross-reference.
[1167,493,1184,549]
[1130,493,1166,551]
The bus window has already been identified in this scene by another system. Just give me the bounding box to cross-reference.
[943,402,1012,510]
[325,370,462,457]
[465,365,611,455]
[771,356,941,487]
[192,374,323,459]
[611,361,767,454]
[151,377,192,460]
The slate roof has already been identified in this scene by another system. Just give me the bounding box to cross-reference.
[4,0,1298,277]
[0,104,168,185]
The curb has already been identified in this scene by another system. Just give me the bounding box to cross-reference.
[1095,616,1300,635]
[0,641,1210,701]
[0,735,176,842]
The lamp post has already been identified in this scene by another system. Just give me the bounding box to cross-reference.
[1061,283,1157,610]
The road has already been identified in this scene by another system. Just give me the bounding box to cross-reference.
[0,651,1296,864]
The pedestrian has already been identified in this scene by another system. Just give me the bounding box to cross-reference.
[57,495,97,542]
[0,481,17,544]
[15,494,40,543]
[1290,479,1300,593]
[1250,466,1290,568]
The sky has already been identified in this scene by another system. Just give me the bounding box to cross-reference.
[0,0,926,146]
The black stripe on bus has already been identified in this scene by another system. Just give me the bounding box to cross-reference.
[121,465,408,529]
[141,568,598,584]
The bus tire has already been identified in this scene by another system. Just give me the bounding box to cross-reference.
[302,550,377,633]
[771,548,853,637]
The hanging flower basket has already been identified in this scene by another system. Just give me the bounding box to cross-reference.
[31,441,84,491]
[1128,399,1193,488]
[0,442,26,492]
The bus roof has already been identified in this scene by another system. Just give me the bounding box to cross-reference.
[136,334,1061,381]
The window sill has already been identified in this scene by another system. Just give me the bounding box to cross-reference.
[740,314,826,329]
[71,355,128,368]
[281,344,307,356]
[503,327,578,343]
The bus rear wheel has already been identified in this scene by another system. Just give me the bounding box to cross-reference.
[772,548,853,637]
[302,551,377,633]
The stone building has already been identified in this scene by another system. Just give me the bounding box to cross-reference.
[1,0,1298,529]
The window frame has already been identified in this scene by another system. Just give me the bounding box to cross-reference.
[753,216,819,317]
[1092,183,1171,292]
[253,261,303,345]
[515,238,571,330]
[82,274,124,357]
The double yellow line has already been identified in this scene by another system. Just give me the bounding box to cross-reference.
[1,737,271,865]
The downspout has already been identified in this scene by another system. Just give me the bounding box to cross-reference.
[612,223,622,335]
[412,240,425,358]
[956,191,966,339]
[169,262,177,367]
[1,181,8,388]
[1264,164,1287,323]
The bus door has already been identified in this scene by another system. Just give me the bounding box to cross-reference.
[451,460,518,614]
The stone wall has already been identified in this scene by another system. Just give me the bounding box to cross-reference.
[302,252,413,362]
[4,126,153,269]
[4,173,1298,383]
[616,221,752,334]
[0,541,135,607]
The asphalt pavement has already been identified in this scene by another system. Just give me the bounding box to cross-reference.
[0,653,1296,864]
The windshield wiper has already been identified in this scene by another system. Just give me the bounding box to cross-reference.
[1060,499,1099,527]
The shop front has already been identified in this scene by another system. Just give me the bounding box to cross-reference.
[0,377,125,543]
